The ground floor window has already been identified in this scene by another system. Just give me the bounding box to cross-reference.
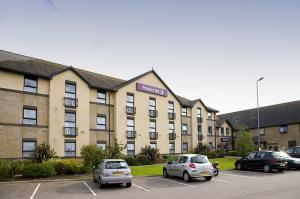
[182,143,188,153]
[97,141,106,150]
[65,141,76,157]
[150,142,157,149]
[268,144,279,151]
[169,143,175,154]
[288,140,297,148]
[127,143,135,155]
[208,142,213,150]
[22,140,36,158]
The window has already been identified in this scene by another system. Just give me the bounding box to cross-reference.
[221,128,224,136]
[182,143,188,153]
[127,143,135,155]
[65,82,76,99]
[182,124,188,134]
[127,118,135,138]
[169,122,175,134]
[64,112,76,136]
[247,153,255,159]
[209,142,213,150]
[22,140,36,158]
[169,143,175,154]
[64,141,76,157]
[208,112,212,119]
[97,142,106,150]
[23,107,37,125]
[150,121,156,133]
[197,108,201,118]
[179,156,188,163]
[208,126,213,135]
[149,98,156,111]
[288,140,297,148]
[226,128,230,136]
[181,107,187,116]
[279,125,288,134]
[198,125,202,134]
[259,128,265,135]
[97,90,106,104]
[24,76,37,93]
[150,143,157,149]
[168,101,174,113]
[97,115,106,130]
[191,155,209,163]
[126,94,134,107]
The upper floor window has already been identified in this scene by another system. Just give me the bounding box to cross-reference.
[182,124,188,134]
[97,90,106,104]
[64,112,76,136]
[23,107,37,125]
[181,107,187,116]
[168,101,174,113]
[126,94,134,107]
[24,76,37,93]
[65,82,76,99]
[279,125,288,134]
[169,122,175,134]
[226,128,230,136]
[149,98,156,110]
[127,143,135,155]
[150,121,156,133]
[197,108,201,118]
[126,118,136,138]
[208,126,213,134]
[221,127,224,136]
[208,112,212,119]
[22,140,36,158]
[198,125,202,134]
[97,115,106,130]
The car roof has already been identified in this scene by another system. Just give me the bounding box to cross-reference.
[102,159,125,162]
[179,154,207,157]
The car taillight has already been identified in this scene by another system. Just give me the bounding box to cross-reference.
[189,163,196,169]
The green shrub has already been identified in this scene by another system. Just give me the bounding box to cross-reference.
[108,139,124,159]
[193,143,209,155]
[206,151,217,159]
[80,145,107,170]
[0,160,11,181]
[135,155,151,165]
[60,159,82,175]
[34,143,56,163]
[139,146,160,164]
[10,160,24,176]
[124,156,138,166]
[162,154,176,163]
[216,150,225,158]
[22,162,56,178]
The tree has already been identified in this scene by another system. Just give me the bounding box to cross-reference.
[80,145,107,170]
[139,145,160,164]
[235,128,255,156]
[34,142,56,163]
[108,139,125,159]
[193,142,209,155]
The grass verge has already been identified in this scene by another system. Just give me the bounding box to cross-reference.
[130,157,238,177]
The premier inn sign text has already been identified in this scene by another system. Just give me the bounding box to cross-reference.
[136,83,168,97]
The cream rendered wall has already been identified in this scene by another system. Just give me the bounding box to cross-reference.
[115,72,181,154]
[49,70,90,157]
[0,70,49,95]
[191,101,208,148]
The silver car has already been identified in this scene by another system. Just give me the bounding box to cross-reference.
[93,159,132,188]
[163,154,213,182]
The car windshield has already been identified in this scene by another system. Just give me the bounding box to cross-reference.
[191,155,209,163]
[105,161,128,169]
[272,152,290,158]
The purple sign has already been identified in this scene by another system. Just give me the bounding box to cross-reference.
[220,138,231,143]
[136,83,168,97]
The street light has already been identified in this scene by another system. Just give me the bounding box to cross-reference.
[257,77,264,151]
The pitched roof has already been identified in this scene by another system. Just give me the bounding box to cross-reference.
[218,100,300,130]
[177,95,219,112]
[0,50,125,90]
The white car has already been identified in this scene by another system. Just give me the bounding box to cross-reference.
[93,159,132,188]
[163,154,213,182]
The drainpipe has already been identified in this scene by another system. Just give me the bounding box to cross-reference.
[108,92,111,158]
[214,115,217,151]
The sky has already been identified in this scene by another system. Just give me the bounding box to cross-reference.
[1,0,300,114]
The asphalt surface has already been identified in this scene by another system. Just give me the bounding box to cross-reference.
[1,169,300,199]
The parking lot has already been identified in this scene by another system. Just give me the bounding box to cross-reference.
[1,170,300,199]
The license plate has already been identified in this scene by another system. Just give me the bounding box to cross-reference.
[112,171,124,175]
[200,171,209,176]
[280,163,285,167]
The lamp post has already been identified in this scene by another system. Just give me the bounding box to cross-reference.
[257,77,264,151]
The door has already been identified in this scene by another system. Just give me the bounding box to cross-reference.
[176,156,189,177]
[166,156,180,176]
[255,152,268,169]
[243,152,256,169]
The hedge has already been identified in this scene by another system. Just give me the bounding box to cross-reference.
[22,162,56,178]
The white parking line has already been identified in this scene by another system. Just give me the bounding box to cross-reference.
[212,179,231,183]
[155,177,194,188]
[30,183,41,199]
[83,181,97,196]
[132,183,150,192]
[221,173,260,179]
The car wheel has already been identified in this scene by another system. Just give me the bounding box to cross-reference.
[263,164,272,173]
[163,168,169,178]
[98,178,104,188]
[183,171,190,182]
[126,183,132,188]
[237,163,242,171]
[205,176,212,181]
